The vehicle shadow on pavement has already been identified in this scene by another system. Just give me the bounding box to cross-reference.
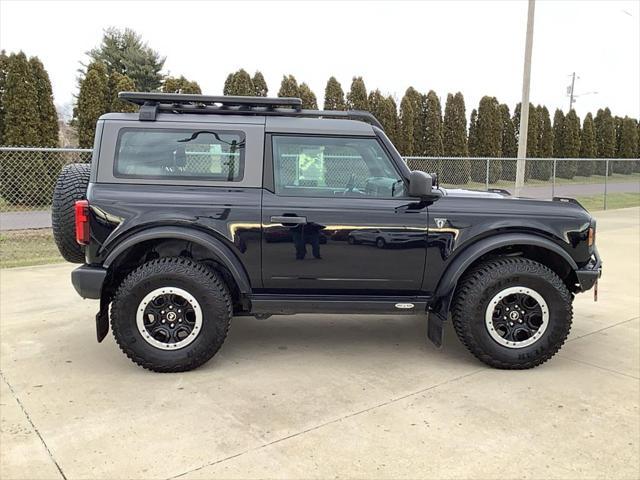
[205,314,474,370]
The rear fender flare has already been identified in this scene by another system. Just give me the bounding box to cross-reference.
[102,226,251,294]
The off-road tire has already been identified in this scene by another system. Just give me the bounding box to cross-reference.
[111,257,232,372]
[452,257,572,369]
[51,163,90,263]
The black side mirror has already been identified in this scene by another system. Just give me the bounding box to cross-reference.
[409,170,434,198]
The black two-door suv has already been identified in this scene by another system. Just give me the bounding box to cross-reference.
[51,93,602,372]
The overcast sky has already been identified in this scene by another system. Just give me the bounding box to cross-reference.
[1,0,638,120]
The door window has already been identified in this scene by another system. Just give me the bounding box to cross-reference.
[272,136,406,198]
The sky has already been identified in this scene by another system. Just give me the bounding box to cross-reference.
[1,0,639,121]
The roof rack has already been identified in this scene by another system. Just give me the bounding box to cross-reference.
[118,92,382,129]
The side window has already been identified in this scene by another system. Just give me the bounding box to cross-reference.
[272,136,406,198]
[115,128,245,181]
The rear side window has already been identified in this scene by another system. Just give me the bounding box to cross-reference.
[115,128,245,181]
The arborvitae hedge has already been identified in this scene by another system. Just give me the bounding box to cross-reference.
[298,83,317,109]
[323,77,346,110]
[443,92,469,184]
[76,62,109,148]
[471,96,502,183]
[578,113,596,176]
[162,75,201,94]
[252,71,268,96]
[346,77,368,111]
[556,109,580,179]
[398,94,416,156]
[423,90,443,157]
[532,105,553,180]
[499,104,517,180]
[278,75,299,98]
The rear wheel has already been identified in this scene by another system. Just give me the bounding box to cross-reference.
[51,163,90,263]
[452,257,572,369]
[111,257,232,372]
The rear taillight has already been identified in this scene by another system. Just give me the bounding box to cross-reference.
[75,200,90,245]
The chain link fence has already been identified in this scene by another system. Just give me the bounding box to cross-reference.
[0,147,638,230]
[1,147,92,212]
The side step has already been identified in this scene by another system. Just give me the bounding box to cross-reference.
[249,294,429,316]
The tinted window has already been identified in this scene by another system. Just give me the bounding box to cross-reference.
[272,136,405,198]
[115,129,244,181]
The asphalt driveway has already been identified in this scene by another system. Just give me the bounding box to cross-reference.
[1,208,638,479]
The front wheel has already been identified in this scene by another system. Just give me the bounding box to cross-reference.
[451,257,572,369]
[111,257,232,372]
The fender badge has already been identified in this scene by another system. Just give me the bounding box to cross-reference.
[434,218,448,228]
[395,303,415,309]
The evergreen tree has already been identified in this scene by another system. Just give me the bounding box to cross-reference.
[468,108,478,157]
[228,69,254,96]
[499,104,517,180]
[1,52,39,146]
[278,74,299,98]
[252,71,268,96]
[636,120,640,172]
[513,102,540,161]
[29,57,58,147]
[531,105,553,180]
[614,117,638,174]
[76,62,109,148]
[556,109,580,179]
[87,27,165,92]
[109,72,137,112]
[614,115,623,157]
[323,76,346,110]
[442,92,469,183]
[368,89,385,123]
[0,50,8,144]
[552,109,565,158]
[298,82,318,109]
[578,112,596,176]
[594,107,616,175]
[423,90,443,157]
[162,75,201,94]
[403,87,426,155]
[398,94,416,156]
[471,96,502,183]
[1,52,45,204]
[346,76,369,111]
[223,73,234,95]
[381,96,400,147]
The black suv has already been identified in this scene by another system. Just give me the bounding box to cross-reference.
[52,93,602,372]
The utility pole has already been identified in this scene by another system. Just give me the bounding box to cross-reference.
[515,0,536,197]
[568,72,576,111]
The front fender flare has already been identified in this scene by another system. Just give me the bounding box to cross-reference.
[102,226,252,294]
[427,233,577,346]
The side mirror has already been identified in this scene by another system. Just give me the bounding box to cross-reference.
[409,170,434,198]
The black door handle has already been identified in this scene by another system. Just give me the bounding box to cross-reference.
[270,216,307,225]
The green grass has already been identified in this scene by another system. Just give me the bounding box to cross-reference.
[0,229,63,268]
[575,192,640,212]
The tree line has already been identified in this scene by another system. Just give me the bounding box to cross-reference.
[0,27,638,185]
[222,69,639,182]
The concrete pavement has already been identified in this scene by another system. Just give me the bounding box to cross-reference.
[1,208,638,479]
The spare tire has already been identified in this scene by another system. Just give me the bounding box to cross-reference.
[52,163,90,263]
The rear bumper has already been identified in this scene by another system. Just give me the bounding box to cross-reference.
[575,247,602,292]
[71,265,106,299]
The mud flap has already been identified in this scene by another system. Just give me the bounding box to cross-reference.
[427,313,444,348]
[96,297,109,343]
